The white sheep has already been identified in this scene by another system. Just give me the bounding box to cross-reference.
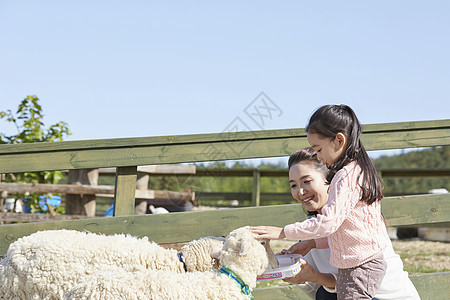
[0,229,278,299]
[182,235,278,273]
[65,227,277,300]
[0,230,225,299]
[180,236,226,272]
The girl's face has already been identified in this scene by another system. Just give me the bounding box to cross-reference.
[307,132,346,167]
[289,162,329,213]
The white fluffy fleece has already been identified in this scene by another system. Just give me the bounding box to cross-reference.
[182,235,278,274]
[0,230,230,299]
[65,227,277,300]
[180,236,226,272]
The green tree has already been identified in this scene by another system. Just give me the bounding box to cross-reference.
[1,95,71,213]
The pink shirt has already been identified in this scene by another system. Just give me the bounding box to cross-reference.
[284,161,386,268]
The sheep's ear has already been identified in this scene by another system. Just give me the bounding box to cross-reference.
[240,240,251,256]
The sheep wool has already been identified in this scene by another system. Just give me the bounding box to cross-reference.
[0,230,183,299]
[181,236,225,272]
[65,227,274,300]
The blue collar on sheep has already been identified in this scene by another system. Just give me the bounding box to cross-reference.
[219,266,253,300]
[177,252,188,272]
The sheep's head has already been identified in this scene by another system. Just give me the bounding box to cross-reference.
[260,239,279,271]
[219,227,278,288]
[180,236,225,272]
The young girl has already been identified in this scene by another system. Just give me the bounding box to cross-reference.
[251,105,387,299]
[280,147,420,300]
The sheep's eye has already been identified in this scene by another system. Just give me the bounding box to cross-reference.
[260,241,266,246]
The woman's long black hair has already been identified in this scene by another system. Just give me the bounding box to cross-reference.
[288,147,328,174]
[305,105,383,204]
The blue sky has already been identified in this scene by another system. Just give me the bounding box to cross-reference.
[1,1,449,163]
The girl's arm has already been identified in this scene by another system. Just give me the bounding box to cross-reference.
[249,226,285,240]
[284,164,362,241]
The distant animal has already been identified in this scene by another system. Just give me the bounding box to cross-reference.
[149,205,169,214]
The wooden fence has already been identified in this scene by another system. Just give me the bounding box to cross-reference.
[194,168,450,207]
[0,164,196,221]
[0,119,449,299]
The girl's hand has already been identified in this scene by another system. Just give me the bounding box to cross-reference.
[279,240,316,256]
[249,226,286,240]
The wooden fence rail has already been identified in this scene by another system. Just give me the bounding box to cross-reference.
[196,168,450,177]
[1,192,448,255]
[0,120,448,173]
[0,164,196,219]
[0,119,449,299]
[194,168,450,206]
[0,182,194,201]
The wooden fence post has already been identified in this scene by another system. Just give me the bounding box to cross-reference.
[251,169,261,206]
[135,172,149,215]
[0,191,5,225]
[113,166,137,216]
[66,169,98,217]
[0,174,4,213]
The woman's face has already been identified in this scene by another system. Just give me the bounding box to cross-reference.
[289,161,329,213]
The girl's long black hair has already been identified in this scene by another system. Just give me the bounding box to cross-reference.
[305,104,383,204]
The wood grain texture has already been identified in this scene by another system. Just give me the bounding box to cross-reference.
[196,168,449,177]
[113,166,137,216]
[0,119,446,154]
[382,193,450,226]
[0,204,305,256]
[0,120,448,173]
[0,212,92,222]
[0,182,194,200]
[1,193,448,256]
[252,272,450,300]
[253,285,312,300]
[408,272,450,300]
[99,164,196,175]
[0,119,448,297]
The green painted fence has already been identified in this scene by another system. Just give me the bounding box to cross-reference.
[0,119,449,299]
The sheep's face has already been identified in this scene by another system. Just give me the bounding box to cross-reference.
[181,236,226,272]
[260,239,279,271]
[220,227,277,282]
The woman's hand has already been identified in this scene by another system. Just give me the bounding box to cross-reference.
[282,259,317,284]
[249,226,286,240]
[282,258,336,290]
[279,240,316,256]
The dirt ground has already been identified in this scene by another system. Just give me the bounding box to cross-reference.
[390,239,450,273]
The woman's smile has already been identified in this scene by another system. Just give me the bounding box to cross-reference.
[301,195,314,204]
[289,162,329,213]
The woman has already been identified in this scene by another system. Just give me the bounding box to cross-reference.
[280,147,420,300]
